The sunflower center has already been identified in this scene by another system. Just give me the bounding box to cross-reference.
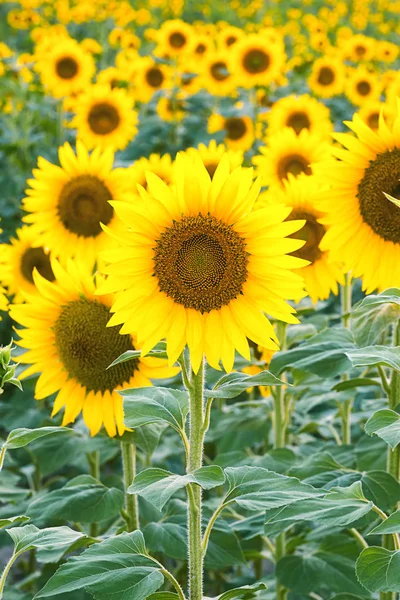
[288,210,325,262]
[88,102,120,135]
[196,43,206,54]
[169,32,186,48]
[367,112,379,129]
[355,45,366,57]
[210,61,229,81]
[286,111,311,134]
[356,80,371,96]
[278,154,312,181]
[146,67,164,87]
[20,247,55,284]
[226,35,237,46]
[58,175,113,238]
[317,66,334,85]
[358,149,400,243]
[205,162,218,179]
[153,214,248,313]
[243,49,270,74]
[225,117,247,140]
[54,298,138,394]
[56,57,78,79]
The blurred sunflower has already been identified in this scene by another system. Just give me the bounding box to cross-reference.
[218,25,245,49]
[259,175,344,303]
[157,94,187,122]
[345,67,382,107]
[200,51,236,96]
[193,34,213,57]
[315,106,400,293]
[266,94,333,141]
[0,226,54,301]
[35,37,95,98]
[208,114,254,151]
[70,84,138,151]
[22,142,129,265]
[10,259,178,437]
[96,66,128,88]
[253,128,331,189]
[125,153,175,195]
[97,151,307,373]
[341,34,375,62]
[133,57,172,102]
[184,140,243,179]
[358,101,395,131]
[308,56,346,98]
[231,34,285,87]
[156,19,195,57]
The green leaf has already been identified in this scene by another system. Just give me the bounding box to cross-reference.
[7,525,86,556]
[0,515,29,530]
[108,342,168,367]
[122,387,189,433]
[205,371,284,399]
[356,547,400,592]
[216,582,267,599]
[361,470,400,510]
[223,466,324,511]
[205,520,245,569]
[147,594,178,600]
[365,409,400,449]
[332,377,382,392]
[352,288,400,346]
[35,531,164,599]
[269,327,355,377]
[27,476,124,523]
[3,427,75,450]
[128,466,225,511]
[369,509,400,535]
[345,346,400,372]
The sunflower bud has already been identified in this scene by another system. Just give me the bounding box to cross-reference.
[0,340,22,394]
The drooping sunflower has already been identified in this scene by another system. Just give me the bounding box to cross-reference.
[314,105,400,293]
[258,175,344,303]
[266,94,333,141]
[133,57,172,103]
[35,37,95,99]
[70,84,138,151]
[0,226,54,301]
[208,114,254,151]
[345,67,382,107]
[97,151,307,373]
[184,140,243,179]
[253,128,331,190]
[10,259,178,437]
[22,142,129,265]
[231,34,285,88]
[308,56,346,98]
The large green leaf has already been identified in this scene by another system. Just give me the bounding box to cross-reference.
[35,531,164,600]
[128,466,225,511]
[365,409,400,449]
[7,525,86,556]
[345,347,400,372]
[0,515,29,530]
[223,466,324,511]
[356,547,400,592]
[27,475,124,523]
[352,289,400,346]
[216,583,267,599]
[2,427,75,450]
[369,510,400,535]
[205,371,284,399]
[122,387,189,433]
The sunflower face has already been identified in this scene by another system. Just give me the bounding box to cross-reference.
[54,297,137,394]
[55,56,79,79]
[242,48,270,74]
[146,67,164,87]
[318,66,334,85]
[20,247,55,284]
[288,211,324,262]
[232,34,285,87]
[87,102,121,135]
[308,57,345,98]
[154,214,248,313]
[278,154,312,179]
[226,117,246,140]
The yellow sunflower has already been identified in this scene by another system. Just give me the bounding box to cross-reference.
[200,51,236,96]
[266,94,333,141]
[22,142,129,265]
[208,114,254,151]
[70,84,138,151]
[96,66,128,88]
[218,25,245,49]
[308,56,346,98]
[10,259,178,437]
[341,34,376,62]
[156,93,187,122]
[0,226,54,301]
[253,128,331,190]
[231,34,285,88]
[258,175,344,303]
[133,57,172,103]
[192,34,213,57]
[97,151,307,374]
[242,345,275,398]
[358,101,395,132]
[125,153,175,196]
[314,104,400,293]
[155,19,196,58]
[183,140,243,179]
[35,37,95,99]
[345,67,382,107]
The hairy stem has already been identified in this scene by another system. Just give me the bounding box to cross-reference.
[121,442,139,532]
[340,272,353,445]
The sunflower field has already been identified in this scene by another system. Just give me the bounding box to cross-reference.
[1,0,400,599]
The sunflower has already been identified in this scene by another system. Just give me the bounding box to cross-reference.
[345,67,382,107]
[10,259,178,437]
[0,226,54,301]
[218,25,245,49]
[200,51,236,97]
[242,345,275,398]
[156,93,187,122]
[376,41,399,64]
[231,34,285,88]
[358,101,395,132]
[133,57,172,102]
[208,114,254,151]
[96,66,128,89]
[253,127,331,190]
[308,56,346,98]
[192,34,213,57]
[155,19,196,58]
[35,37,95,99]
[266,94,333,141]
[97,151,307,374]
[22,142,129,265]
[70,84,138,151]
[125,153,175,196]
[341,34,376,62]
[184,140,243,179]
[314,106,400,293]
[258,175,344,303]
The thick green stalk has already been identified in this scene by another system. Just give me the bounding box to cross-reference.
[187,359,204,600]
[0,552,18,599]
[340,273,353,445]
[121,442,139,532]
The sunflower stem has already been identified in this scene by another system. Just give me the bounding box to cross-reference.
[121,441,139,532]
[186,357,205,600]
[0,552,17,600]
[88,450,100,537]
[339,272,353,445]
